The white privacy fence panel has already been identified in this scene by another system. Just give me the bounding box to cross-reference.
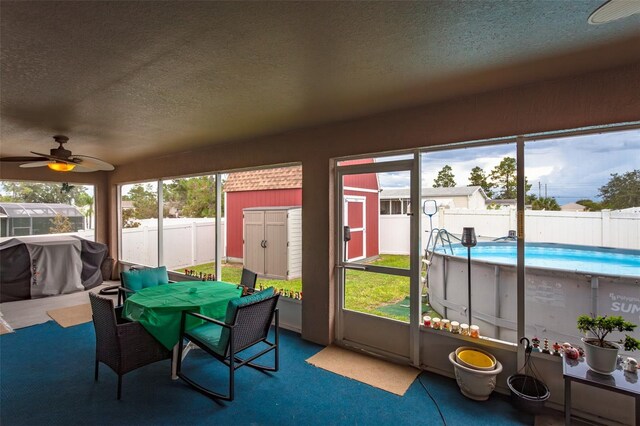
[120,218,224,270]
[121,226,159,267]
[606,211,640,248]
[438,209,516,239]
[380,209,640,254]
[162,224,193,269]
[379,216,416,255]
[195,222,216,266]
[524,211,603,246]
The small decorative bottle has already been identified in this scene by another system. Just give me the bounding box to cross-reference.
[542,338,551,354]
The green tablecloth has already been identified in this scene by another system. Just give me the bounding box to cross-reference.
[123,281,242,350]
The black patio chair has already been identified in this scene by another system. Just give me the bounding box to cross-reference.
[239,267,258,295]
[176,288,279,401]
[89,293,171,400]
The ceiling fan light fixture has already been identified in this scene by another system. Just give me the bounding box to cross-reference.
[588,0,640,24]
[48,162,76,172]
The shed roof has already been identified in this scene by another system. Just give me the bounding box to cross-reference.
[380,186,488,199]
[224,166,302,192]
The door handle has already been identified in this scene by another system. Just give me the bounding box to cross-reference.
[263,240,267,248]
[345,265,367,271]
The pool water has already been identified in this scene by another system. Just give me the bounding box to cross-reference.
[441,242,640,278]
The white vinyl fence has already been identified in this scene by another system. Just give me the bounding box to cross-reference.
[120,218,225,270]
[380,209,640,254]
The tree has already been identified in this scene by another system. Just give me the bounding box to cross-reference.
[75,192,94,228]
[49,214,73,233]
[531,197,560,211]
[0,181,89,204]
[122,209,141,228]
[489,157,531,199]
[433,165,456,188]
[123,184,158,219]
[164,176,218,218]
[576,199,604,212]
[598,169,640,209]
[468,166,494,198]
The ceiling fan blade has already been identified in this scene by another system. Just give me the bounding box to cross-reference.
[67,164,97,173]
[0,156,48,162]
[19,161,54,168]
[71,155,115,171]
[30,151,76,164]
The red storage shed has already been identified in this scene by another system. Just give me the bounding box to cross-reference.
[224,163,379,263]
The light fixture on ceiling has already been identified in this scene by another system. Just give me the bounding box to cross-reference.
[0,135,114,172]
[47,162,76,172]
[588,0,640,24]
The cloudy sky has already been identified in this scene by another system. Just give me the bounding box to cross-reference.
[378,128,640,204]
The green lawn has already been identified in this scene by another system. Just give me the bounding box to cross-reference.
[178,254,440,322]
[179,262,302,295]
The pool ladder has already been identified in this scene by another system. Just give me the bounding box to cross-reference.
[421,228,457,303]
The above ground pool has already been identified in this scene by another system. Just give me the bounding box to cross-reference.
[437,242,640,278]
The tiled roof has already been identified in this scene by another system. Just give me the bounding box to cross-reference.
[224,166,302,192]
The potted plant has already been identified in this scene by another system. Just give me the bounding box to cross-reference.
[577,315,640,375]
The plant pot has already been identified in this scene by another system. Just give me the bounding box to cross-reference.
[448,351,503,401]
[507,374,550,414]
[455,346,497,371]
[582,337,620,375]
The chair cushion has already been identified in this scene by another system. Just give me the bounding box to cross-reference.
[188,322,226,355]
[121,266,169,292]
[190,288,276,356]
[224,287,275,325]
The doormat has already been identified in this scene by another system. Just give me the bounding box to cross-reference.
[47,304,92,328]
[306,345,419,396]
[0,320,13,335]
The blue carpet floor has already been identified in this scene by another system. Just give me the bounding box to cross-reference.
[0,321,533,425]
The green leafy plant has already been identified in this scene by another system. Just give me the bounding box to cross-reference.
[577,315,640,352]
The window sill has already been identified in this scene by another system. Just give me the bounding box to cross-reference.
[420,325,518,352]
[530,351,563,363]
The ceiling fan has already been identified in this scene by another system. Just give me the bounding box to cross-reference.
[0,135,115,172]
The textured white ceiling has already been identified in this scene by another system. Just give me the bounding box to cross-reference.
[1,1,639,165]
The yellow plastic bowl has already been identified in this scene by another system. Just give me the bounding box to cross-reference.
[455,347,496,371]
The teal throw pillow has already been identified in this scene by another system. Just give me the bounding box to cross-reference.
[122,266,169,292]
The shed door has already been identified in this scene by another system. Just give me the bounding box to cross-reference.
[344,197,366,261]
[264,210,288,278]
[244,211,265,275]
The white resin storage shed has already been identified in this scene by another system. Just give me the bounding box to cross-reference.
[243,206,301,280]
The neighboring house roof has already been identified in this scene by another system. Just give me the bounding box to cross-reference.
[560,202,586,212]
[379,186,488,199]
[489,199,516,206]
[224,166,302,192]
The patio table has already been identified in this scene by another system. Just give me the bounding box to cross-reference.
[563,356,639,425]
[123,281,242,378]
